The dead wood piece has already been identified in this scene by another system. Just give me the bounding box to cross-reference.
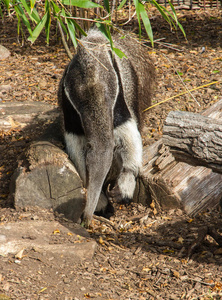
[142,100,222,216]
[10,141,86,223]
[163,110,222,173]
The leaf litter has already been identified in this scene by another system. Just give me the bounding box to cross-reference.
[0,8,222,300]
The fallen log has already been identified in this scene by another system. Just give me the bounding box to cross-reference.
[142,100,222,216]
[10,140,86,222]
[163,108,222,173]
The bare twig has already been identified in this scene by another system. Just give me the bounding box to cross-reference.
[57,21,73,60]
[154,40,183,52]
[121,10,137,25]
[93,215,116,230]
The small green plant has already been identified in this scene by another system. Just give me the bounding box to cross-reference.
[0,0,186,57]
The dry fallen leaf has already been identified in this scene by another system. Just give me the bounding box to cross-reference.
[163,249,174,253]
[150,201,155,209]
[177,236,184,244]
[98,236,104,244]
[142,267,152,272]
[15,249,25,260]
[172,270,180,278]
[8,117,21,129]
[213,282,222,291]
[187,218,194,223]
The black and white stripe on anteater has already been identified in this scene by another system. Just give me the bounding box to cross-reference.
[58,29,155,226]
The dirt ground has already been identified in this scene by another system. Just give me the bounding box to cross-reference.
[0,8,222,300]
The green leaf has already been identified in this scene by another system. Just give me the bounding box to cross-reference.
[70,19,87,36]
[61,0,103,9]
[3,0,10,11]
[168,0,177,21]
[67,19,78,48]
[45,14,51,44]
[0,5,3,18]
[150,0,172,27]
[177,21,186,38]
[20,0,40,23]
[27,13,48,44]
[45,0,50,12]
[30,0,36,12]
[60,7,66,18]
[113,47,127,59]
[151,0,186,38]
[96,22,113,48]
[133,0,141,38]
[117,0,128,10]
[45,0,51,44]
[15,11,21,36]
[132,0,153,45]
[167,0,186,36]
[212,70,220,74]
[51,0,61,14]
[14,4,33,36]
[103,0,110,13]
[56,17,68,35]
[96,22,128,59]
[138,1,153,46]
[177,71,183,76]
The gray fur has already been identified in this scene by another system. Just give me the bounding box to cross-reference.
[58,29,155,225]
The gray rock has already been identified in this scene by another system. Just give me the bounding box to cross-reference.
[0,221,97,260]
[0,45,10,60]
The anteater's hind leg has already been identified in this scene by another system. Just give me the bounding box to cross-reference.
[113,118,142,203]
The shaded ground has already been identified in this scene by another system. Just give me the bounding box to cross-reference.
[0,8,222,300]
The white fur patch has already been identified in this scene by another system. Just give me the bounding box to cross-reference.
[117,172,136,199]
[114,118,142,173]
[114,118,142,199]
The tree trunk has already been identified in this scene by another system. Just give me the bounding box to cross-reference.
[142,100,222,216]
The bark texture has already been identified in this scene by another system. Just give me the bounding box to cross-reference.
[142,100,222,216]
